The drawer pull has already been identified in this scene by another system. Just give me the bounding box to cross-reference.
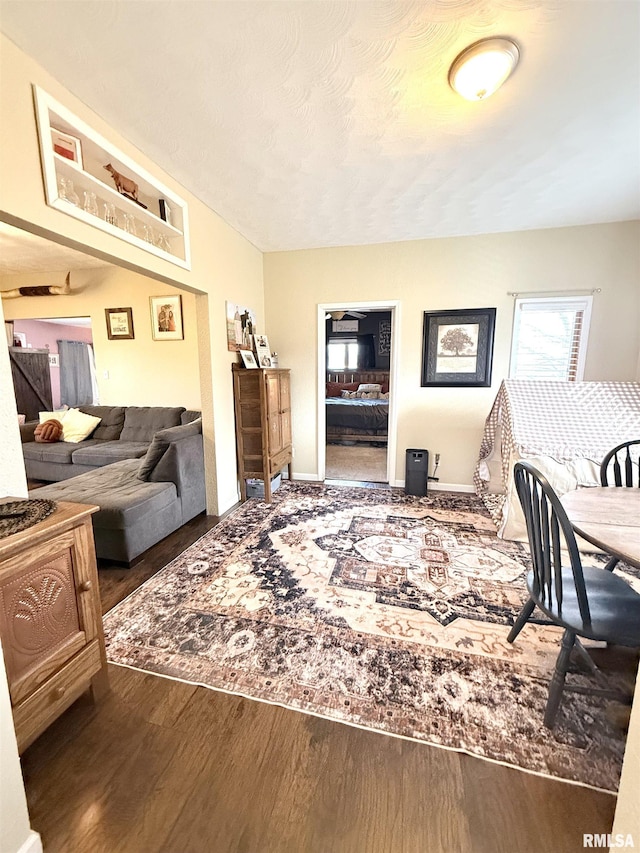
[53,686,66,701]
[79,580,92,592]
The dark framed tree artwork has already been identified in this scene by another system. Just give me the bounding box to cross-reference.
[421,308,496,387]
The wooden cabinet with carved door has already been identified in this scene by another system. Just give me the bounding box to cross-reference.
[0,500,108,753]
[233,365,293,502]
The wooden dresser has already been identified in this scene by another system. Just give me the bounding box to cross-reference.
[232,365,293,502]
[0,500,108,753]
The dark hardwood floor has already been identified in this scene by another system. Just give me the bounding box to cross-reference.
[20,511,617,853]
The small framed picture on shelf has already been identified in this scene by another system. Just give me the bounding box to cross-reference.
[159,199,172,225]
[240,350,258,368]
[51,128,83,168]
[254,334,272,367]
[105,307,135,340]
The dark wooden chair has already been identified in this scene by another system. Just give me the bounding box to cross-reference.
[507,461,640,728]
[599,439,640,570]
[600,439,640,488]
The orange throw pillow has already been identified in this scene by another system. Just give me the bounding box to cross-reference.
[34,419,63,443]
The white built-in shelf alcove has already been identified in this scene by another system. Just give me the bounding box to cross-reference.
[33,85,191,269]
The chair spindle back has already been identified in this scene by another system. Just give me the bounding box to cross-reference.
[600,439,640,488]
[514,462,591,625]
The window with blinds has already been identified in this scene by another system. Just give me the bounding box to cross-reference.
[327,338,359,370]
[509,296,593,381]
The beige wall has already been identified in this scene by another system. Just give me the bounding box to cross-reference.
[0,34,264,516]
[2,267,201,409]
[264,221,640,486]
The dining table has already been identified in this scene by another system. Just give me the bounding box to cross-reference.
[560,486,640,570]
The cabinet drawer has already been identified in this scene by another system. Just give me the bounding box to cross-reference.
[12,639,103,753]
[271,447,292,474]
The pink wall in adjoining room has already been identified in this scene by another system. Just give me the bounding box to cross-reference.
[13,319,93,408]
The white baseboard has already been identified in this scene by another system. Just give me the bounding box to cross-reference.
[427,482,475,493]
[293,476,474,492]
[17,831,43,853]
[391,480,475,493]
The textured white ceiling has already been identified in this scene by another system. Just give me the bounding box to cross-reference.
[1,0,639,253]
[0,223,111,274]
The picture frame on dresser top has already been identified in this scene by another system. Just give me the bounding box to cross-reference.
[33,85,191,270]
[240,349,258,368]
[254,334,272,368]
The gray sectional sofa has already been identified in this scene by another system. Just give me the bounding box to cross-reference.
[20,405,200,482]
[23,406,206,564]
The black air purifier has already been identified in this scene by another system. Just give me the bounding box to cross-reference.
[405,449,429,496]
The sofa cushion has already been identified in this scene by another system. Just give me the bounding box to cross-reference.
[39,410,67,423]
[59,408,102,443]
[33,459,177,530]
[79,406,126,440]
[181,410,202,425]
[119,407,185,443]
[22,439,105,464]
[138,419,202,481]
[137,438,170,481]
[71,441,149,467]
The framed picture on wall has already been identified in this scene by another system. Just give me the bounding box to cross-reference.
[421,307,496,387]
[150,295,184,341]
[105,307,135,340]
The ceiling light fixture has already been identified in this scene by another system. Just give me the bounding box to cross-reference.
[449,37,520,101]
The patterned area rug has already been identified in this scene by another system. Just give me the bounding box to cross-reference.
[104,483,635,792]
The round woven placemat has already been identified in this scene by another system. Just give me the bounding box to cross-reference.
[0,499,57,538]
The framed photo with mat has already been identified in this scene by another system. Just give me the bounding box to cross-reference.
[254,334,272,367]
[421,307,496,387]
[105,307,134,340]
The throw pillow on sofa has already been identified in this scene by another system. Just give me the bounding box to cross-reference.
[137,418,202,481]
[39,410,67,424]
[58,408,102,443]
[34,419,63,443]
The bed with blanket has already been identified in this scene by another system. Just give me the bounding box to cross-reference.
[474,379,640,541]
[325,370,389,444]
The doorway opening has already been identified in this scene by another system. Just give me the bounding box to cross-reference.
[9,316,96,420]
[318,302,399,485]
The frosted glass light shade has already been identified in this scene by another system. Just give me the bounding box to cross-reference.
[449,38,520,101]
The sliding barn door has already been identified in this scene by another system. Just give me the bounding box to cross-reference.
[9,347,53,421]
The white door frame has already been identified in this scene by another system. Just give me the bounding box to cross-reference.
[317,300,400,483]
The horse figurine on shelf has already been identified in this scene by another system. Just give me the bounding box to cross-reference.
[104,163,139,202]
